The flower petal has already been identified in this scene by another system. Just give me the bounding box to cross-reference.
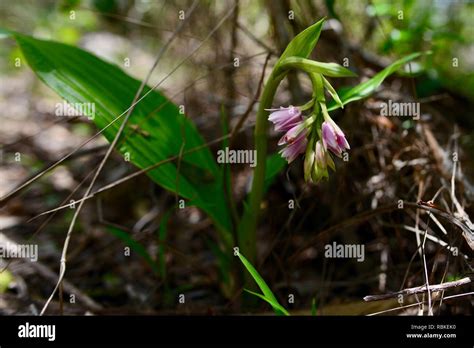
[279,130,307,163]
[278,123,303,145]
[321,121,342,156]
[268,107,302,132]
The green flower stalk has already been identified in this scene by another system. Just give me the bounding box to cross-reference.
[239,70,284,266]
[239,18,355,268]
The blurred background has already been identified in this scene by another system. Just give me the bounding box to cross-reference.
[0,0,473,315]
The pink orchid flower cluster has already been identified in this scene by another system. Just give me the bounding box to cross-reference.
[268,105,350,183]
[268,106,308,163]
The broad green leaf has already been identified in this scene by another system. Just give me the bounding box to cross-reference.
[279,57,357,77]
[7,31,232,238]
[275,17,325,66]
[237,252,289,315]
[328,52,426,111]
[107,226,159,275]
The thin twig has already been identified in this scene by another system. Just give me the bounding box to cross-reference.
[290,201,474,262]
[236,21,277,56]
[367,291,474,316]
[363,277,471,302]
[421,225,433,315]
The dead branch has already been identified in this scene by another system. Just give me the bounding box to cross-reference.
[363,277,471,302]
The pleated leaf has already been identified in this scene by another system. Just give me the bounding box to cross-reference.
[7,31,232,236]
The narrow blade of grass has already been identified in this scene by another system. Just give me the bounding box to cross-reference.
[237,252,289,315]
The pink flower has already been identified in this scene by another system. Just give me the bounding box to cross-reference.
[277,123,304,146]
[279,129,308,163]
[321,121,350,157]
[268,106,302,132]
[268,106,308,163]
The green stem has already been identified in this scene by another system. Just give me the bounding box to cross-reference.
[238,72,283,266]
[239,70,322,268]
